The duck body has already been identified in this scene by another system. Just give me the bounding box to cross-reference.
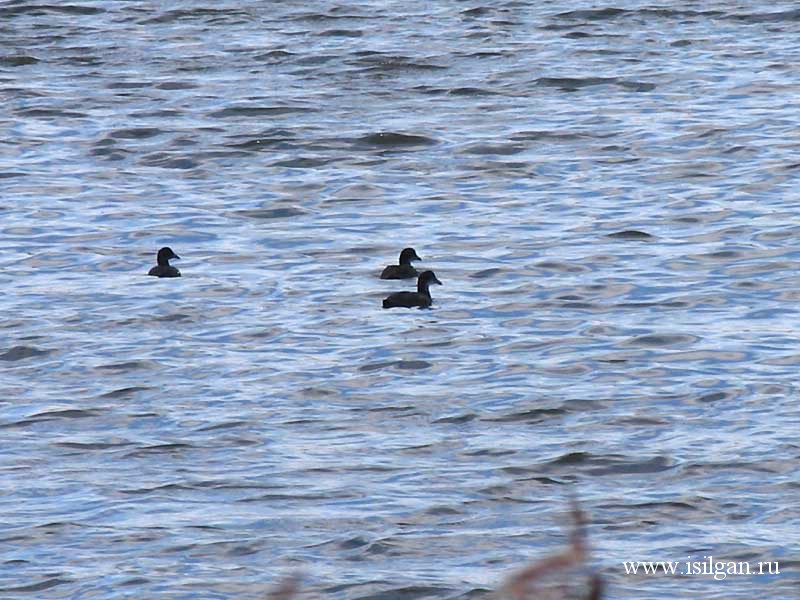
[380,264,418,280]
[148,264,181,278]
[382,290,432,309]
[148,247,181,278]
[383,270,442,309]
[380,247,421,279]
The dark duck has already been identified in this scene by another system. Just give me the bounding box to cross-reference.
[382,270,442,309]
[148,247,181,278]
[380,247,421,279]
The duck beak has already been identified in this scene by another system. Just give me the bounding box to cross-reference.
[433,276,442,285]
[173,254,181,260]
[413,253,421,262]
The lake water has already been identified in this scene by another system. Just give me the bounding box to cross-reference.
[1,1,798,598]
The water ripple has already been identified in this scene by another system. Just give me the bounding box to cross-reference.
[1,2,798,599]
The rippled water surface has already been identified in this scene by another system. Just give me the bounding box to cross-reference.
[2,1,799,598]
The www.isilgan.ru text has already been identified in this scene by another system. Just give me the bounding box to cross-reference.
[622,556,780,580]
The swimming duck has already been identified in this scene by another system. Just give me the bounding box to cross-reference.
[380,247,421,279]
[382,270,442,309]
[148,247,181,278]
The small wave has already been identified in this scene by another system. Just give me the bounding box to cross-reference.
[536,77,654,92]
[56,441,132,450]
[483,407,566,423]
[730,8,800,23]
[209,106,313,118]
[534,260,590,273]
[433,413,477,424]
[106,80,152,90]
[225,129,297,151]
[446,86,499,96]
[623,333,699,347]
[555,8,628,20]
[15,108,87,118]
[100,386,151,398]
[272,157,332,168]
[0,55,39,66]
[470,268,505,279]
[29,408,100,420]
[359,360,433,372]
[349,54,448,72]
[460,142,526,156]
[0,4,102,16]
[234,207,308,219]
[607,230,654,240]
[140,8,246,24]
[0,578,71,593]
[108,127,163,140]
[461,7,491,17]
[555,8,723,21]
[0,346,49,361]
[139,153,198,170]
[318,29,363,37]
[95,360,160,373]
[254,50,295,62]
[124,443,194,458]
[155,80,198,90]
[356,132,438,148]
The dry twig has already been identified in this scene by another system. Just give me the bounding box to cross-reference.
[503,499,602,600]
